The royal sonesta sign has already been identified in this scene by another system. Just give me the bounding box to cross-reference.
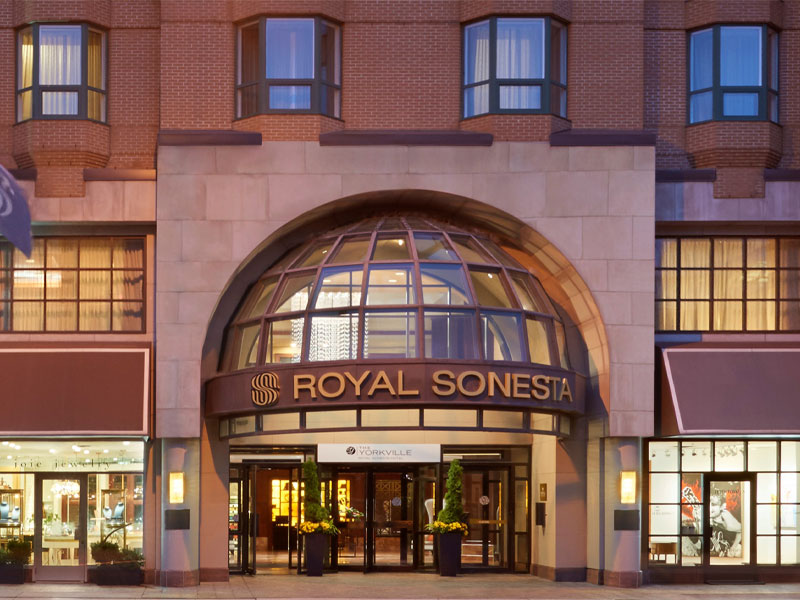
[205,362,585,417]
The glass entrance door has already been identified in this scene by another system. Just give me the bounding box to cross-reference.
[35,474,87,582]
[705,476,754,568]
[462,467,510,569]
[369,471,414,569]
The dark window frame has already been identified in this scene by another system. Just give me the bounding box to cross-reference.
[687,24,778,124]
[235,16,342,119]
[0,236,146,333]
[16,23,108,123]
[461,16,567,120]
[655,236,800,333]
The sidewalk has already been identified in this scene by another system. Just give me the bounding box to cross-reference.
[1,573,800,600]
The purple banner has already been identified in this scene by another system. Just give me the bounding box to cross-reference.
[0,164,32,257]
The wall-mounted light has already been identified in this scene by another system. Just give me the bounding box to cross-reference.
[169,472,184,504]
[620,471,637,504]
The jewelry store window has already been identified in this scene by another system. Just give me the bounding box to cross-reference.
[0,440,144,568]
[647,439,800,567]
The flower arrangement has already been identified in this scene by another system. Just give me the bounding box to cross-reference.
[425,520,468,536]
[300,459,339,536]
[340,504,364,521]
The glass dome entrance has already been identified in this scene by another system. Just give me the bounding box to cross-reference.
[221,215,570,372]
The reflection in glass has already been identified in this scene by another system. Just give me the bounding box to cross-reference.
[314,267,362,309]
[42,478,82,567]
[364,312,417,359]
[274,273,314,313]
[329,237,369,264]
[525,318,551,365]
[235,324,260,370]
[420,264,471,305]
[709,480,748,564]
[242,277,279,319]
[424,310,478,359]
[470,270,512,308]
[372,235,410,261]
[266,19,314,79]
[481,311,523,362]
[451,236,491,264]
[414,233,457,261]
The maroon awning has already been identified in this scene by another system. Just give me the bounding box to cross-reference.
[661,346,800,435]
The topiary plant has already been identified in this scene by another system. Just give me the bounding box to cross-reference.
[5,540,31,565]
[437,459,465,524]
[302,459,329,524]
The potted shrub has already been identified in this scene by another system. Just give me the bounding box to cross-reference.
[0,540,31,584]
[427,459,467,577]
[90,540,143,585]
[299,459,338,576]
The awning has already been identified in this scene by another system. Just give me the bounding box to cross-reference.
[661,346,800,435]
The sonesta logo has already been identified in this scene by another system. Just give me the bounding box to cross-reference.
[251,372,280,406]
[291,369,572,403]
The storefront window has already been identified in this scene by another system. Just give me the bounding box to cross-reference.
[648,439,800,566]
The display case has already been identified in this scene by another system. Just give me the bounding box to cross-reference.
[0,489,23,544]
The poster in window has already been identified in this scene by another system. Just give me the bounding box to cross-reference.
[681,473,702,557]
[709,481,743,558]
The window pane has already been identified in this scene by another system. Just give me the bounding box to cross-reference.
[13,269,44,299]
[320,21,340,85]
[14,302,43,330]
[464,85,489,117]
[758,536,777,565]
[748,239,775,268]
[481,311,523,362]
[757,473,777,503]
[80,239,112,268]
[372,235,410,260]
[656,270,677,299]
[550,20,567,85]
[112,301,143,331]
[769,29,778,89]
[780,239,800,268]
[242,276,279,319]
[265,318,303,364]
[366,266,414,305]
[329,237,370,264]
[721,26,762,86]
[781,536,800,565]
[714,441,745,471]
[112,271,143,300]
[747,270,775,299]
[39,25,81,85]
[780,302,800,330]
[470,269,513,308]
[681,239,710,267]
[682,441,712,471]
[714,271,742,299]
[681,270,709,298]
[308,312,358,362]
[499,85,541,109]
[79,271,110,299]
[713,301,742,330]
[746,301,774,330]
[679,301,709,330]
[714,239,743,267]
[269,85,310,109]
[656,300,676,330]
[314,267,362,309]
[88,90,106,121]
[46,301,77,331]
[690,29,712,91]
[782,442,800,471]
[651,473,680,503]
[650,505,679,535]
[274,273,314,313]
[420,264,471,305]
[47,270,77,299]
[723,92,759,117]
[464,21,489,84]
[769,92,778,122]
[554,320,569,368]
[364,311,417,359]
[266,19,314,79]
[320,84,340,118]
[87,30,104,90]
[296,240,334,268]
[239,23,259,84]
[42,91,78,115]
[689,91,712,123]
[79,301,110,330]
[424,310,478,359]
[451,235,493,263]
[782,474,800,503]
[748,441,777,471]
[656,239,677,268]
[511,274,547,311]
[237,85,258,117]
[112,239,144,269]
[525,318,551,365]
[496,19,544,79]
[234,324,260,369]
[17,91,32,122]
[18,28,32,89]
[414,233,457,261]
[550,84,566,118]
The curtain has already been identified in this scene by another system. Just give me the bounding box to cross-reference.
[17,28,33,120]
[39,26,81,116]
[679,240,710,330]
[464,21,489,116]
[713,239,743,330]
[721,26,761,86]
[266,19,314,78]
[496,19,543,80]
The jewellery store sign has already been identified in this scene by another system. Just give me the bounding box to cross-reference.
[318,443,440,464]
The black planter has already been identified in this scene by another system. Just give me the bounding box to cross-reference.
[304,532,327,576]
[0,565,25,584]
[437,531,462,577]
[93,564,143,586]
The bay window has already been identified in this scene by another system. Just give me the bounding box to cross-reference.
[689,25,778,123]
[463,17,567,119]
[17,24,107,122]
[237,17,341,118]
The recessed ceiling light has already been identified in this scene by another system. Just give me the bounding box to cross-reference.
[49,449,56,454]
[83,450,89,455]
[85,458,90,463]
[1,442,8,446]
[123,441,130,446]
[103,449,109,453]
